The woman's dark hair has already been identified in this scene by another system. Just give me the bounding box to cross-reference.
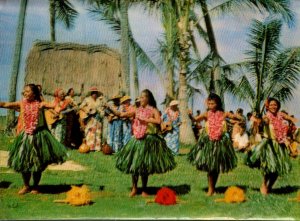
[67,88,74,96]
[142,89,157,108]
[207,93,223,111]
[25,84,41,102]
[266,97,281,112]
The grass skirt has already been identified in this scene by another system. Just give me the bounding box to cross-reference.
[246,138,291,175]
[187,131,237,173]
[115,134,176,175]
[8,129,67,172]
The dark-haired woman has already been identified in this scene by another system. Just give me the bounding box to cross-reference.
[65,88,81,148]
[109,89,176,197]
[0,84,67,195]
[246,97,297,195]
[188,93,239,196]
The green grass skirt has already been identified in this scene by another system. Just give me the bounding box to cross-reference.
[246,138,292,176]
[8,129,67,172]
[115,134,176,175]
[187,131,237,173]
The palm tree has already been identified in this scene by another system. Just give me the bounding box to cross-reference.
[175,0,197,144]
[49,0,78,42]
[88,0,159,97]
[120,0,131,95]
[158,0,179,100]
[227,18,300,114]
[6,0,28,131]
[193,0,295,96]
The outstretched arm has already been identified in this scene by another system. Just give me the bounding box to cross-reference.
[189,111,207,122]
[281,112,298,124]
[40,101,55,109]
[225,111,243,120]
[108,105,135,118]
[0,101,20,110]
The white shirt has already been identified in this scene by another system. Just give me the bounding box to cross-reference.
[233,133,249,149]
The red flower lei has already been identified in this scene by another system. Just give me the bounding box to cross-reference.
[207,110,224,141]
[22,99,40,135]
[266,111,288,143]
[132,106,153,139]
[154,187,177,205]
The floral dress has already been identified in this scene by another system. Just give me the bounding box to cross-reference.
[121,104,135,147]
[188,110,237,173]
[80,96,106,151]
[107,105,123,152]
[8,99,67,172]
[246,111,292,175]
[115,106,176,175]
[162,108,181,155]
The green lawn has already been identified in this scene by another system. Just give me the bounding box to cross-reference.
[0,132,299,220]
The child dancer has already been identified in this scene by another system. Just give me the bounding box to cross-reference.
[0,84,67,194]
[246,97,297,195]
[188,93,238,196]
[109,89,176,197]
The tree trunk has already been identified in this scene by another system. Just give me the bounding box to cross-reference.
[200,0,221,95]
[120,0,130,95]
[131,46,139,98]
[6,0,28,131]
[166,66,175,99]
[49,0,56,42]
[177,0,196,145]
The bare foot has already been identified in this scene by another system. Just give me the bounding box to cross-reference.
[141,191,149,198]
[206,188,214,196]
[129,188,137,197]
[18,186,30,195]
[31,189,40,194]
[260,185,268,195]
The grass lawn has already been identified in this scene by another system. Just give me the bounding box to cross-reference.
[0,131,299,220]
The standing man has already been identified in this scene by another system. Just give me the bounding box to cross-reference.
[161,100,181,155]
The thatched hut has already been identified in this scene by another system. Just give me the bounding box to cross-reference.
[25,41,124,100]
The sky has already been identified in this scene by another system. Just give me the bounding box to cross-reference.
[1,0,300,120]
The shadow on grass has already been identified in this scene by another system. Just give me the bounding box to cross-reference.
[202,185,249,194]
[271,185,299,195]
[134,184,191,195]
[0,181,12,188]
[38,184,87,194]
[251,185,299,194]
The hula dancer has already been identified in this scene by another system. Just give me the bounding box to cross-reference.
[108,89,176,197]
[0,84,67,195]
[246,97,297,195]
[188,93,238,196]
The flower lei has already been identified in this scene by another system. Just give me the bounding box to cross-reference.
[207,110,224,141]
[266,111,288,143]
[22,99,40,135]
[132,106,153,139]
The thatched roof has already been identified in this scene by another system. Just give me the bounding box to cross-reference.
[25,41,124,100]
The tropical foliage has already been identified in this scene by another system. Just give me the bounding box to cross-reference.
[49,0,78,42]
[226,18,300,114]
[5,0,300,144]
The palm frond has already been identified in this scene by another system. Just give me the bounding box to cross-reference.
[55,0,79,29]
[264,47,300,100]
[232,75,256,106]
[204,0,295,26]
